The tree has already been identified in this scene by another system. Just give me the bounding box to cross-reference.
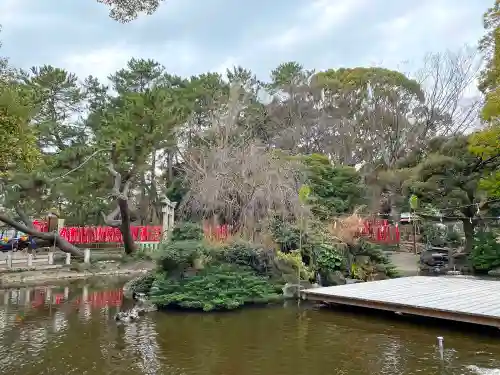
[97,0,166,22]
[408,135,500,253]
[469,0,500,197]
[0,53,86,257]
[92,58,190,253]
[302,154,365,220]
[181,84,308,239]
[0,72,39,176]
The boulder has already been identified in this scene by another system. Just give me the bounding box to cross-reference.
[325,270,346,286]
[355,255,370,265]
[488,267,500,277]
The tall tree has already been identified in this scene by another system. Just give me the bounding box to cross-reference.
[409,135,500,253]
[469,0,500,197]
[93,58,190,253]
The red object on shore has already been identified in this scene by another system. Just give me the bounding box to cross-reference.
[32,220,161,244]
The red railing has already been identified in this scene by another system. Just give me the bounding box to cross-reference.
[32,220,161,244]
[203,220,400,244]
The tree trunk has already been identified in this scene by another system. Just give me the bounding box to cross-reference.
[117,197,136,255]
[462,219,475,254]
[0,213,83,258]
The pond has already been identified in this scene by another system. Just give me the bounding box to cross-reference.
[0,278,499,375]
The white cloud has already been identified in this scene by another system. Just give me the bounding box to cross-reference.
[60,40,200,81]
[61,45,134,82]
[266,0,366,49]
[212,57,239,77]
[375,0,482,63]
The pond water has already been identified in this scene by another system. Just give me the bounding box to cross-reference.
[0,278,499,375]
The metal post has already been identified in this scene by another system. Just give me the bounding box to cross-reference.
[65,253,71,265]
[27,253,33,267]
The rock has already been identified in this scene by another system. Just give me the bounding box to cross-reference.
[282,283,303,298]
[375,264,386,273]
[368,272,388,281]
[345,278,363,284]
[325,270,346,286]
[488,267,500,277]
[355,255,370,265]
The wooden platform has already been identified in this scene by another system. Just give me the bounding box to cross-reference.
[300,276,500,328]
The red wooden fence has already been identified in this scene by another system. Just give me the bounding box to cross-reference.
[32,220,161,244]
[31,218,400,245]
[203,220,400,244]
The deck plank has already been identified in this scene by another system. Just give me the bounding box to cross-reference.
[301,276,500,327]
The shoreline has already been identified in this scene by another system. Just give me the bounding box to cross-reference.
[0,262,155,287]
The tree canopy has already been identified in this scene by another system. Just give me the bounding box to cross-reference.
[0,2,496,259]
[469,0,500,197]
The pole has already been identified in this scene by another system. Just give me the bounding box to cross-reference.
[412,210,417,255]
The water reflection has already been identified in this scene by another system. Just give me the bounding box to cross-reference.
[0,281,499,375]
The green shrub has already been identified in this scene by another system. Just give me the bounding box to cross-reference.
[356,241,399,278]
[470,231,500,272]
[314,243,344,274]
[155,240,207,273]
[268,217,304,252]
[275,250,314,281]
[216,241,275,276]
[171,222,204,242]
[125,273,156,295]
[149,263,283,311]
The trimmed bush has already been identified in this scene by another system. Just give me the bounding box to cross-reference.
[149,263,283,311]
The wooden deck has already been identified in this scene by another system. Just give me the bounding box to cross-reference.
[300,276,500,328]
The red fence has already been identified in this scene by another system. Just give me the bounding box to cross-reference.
[204,220,400,244]
[31,219,400,245]
[360,219,400,244]
[32,220,161,244]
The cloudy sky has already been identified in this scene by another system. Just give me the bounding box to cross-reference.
[0,0,491,83]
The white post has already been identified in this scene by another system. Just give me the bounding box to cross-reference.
[46,287,52,303]
[65,253,71,265]
[64,286,69,300]
[48,252,54,265]
[161,201,169,241]
[84,249,90,264]
[160,196,177,241]
[25,288,31,304]
[6,251,12,269]
[27,253,33,267]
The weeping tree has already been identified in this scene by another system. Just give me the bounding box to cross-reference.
[180,83,310,239]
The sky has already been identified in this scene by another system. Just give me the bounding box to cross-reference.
[0,0,492,84]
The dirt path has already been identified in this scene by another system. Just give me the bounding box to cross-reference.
[385,251,420,276]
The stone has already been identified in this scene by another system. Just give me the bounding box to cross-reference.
[375,264,387,273]
[345,278,363,284]
[325,270,346,286]
[488,267,500,277]
[355,255,370,265]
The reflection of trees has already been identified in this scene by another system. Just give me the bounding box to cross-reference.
[0,290,499,374]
